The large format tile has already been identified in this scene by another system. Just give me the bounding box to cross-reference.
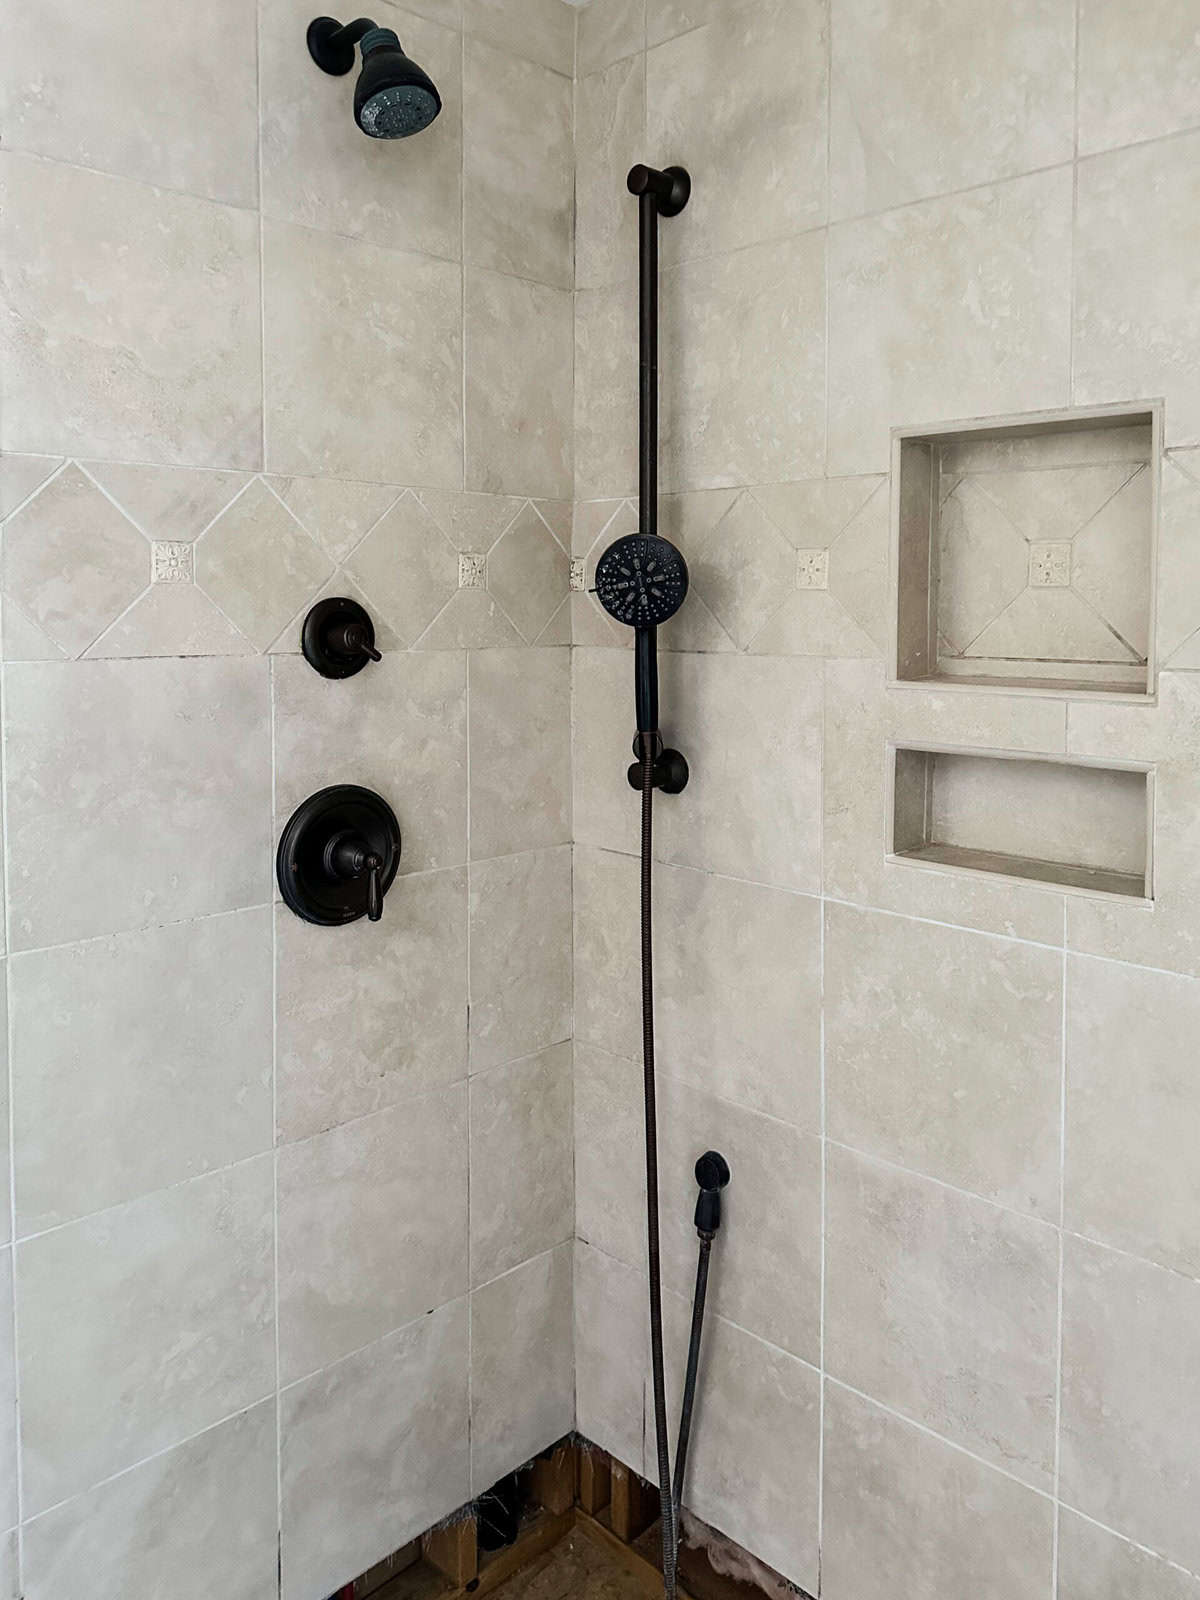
[825,1146,1059,1488]
[1074,132,1200,448]
[0,154,261,467]
[574,1242,645,1471]
[1,0,257,202]
[274,650,467,876]
[0,1253,14,1533]
[18,1158,274,1514]
[275,869,467,1143]
[21,1402,278,1600]
[470,1244,574,1491]
[195,479,332,651]
[828,169,1073,476]
[12,908,272,1233]
[465,269,573,499]
[469,846,572,1070]
[1058,1509,1200,1600]
[261,0,462,258]
[469,648,570,859]
[825,903,1062,1217]
[263,220,462,485]
[821,1382,1055,1600]
[578,0,644,74]
[1060,1234,1200,1572]
[278,1086,468,1383]
[470,1044,573,1286]
[464,40,573,288]
[659,233,825,492]
[573,1041,645,1269]
[462,0,574,73]
[575,55,644,290]
[647,0,827,262]
[6,658,271,949]
[574,283,639,501]
[280,1299,469,1600]
[830,0,1073,218]
[1066,955,1200,1276]
[1078,0,1200,154]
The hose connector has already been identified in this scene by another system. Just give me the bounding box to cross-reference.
[693,1150,730,1239]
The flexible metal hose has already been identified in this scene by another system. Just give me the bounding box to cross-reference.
[672,1234,711,1513]
[640,738,678,1600]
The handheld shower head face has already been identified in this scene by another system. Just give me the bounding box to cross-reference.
[354,27,441,137]
[594,534,688,628]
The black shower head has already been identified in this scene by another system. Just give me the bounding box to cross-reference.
[308,16,442,139]
[594,534,689,628]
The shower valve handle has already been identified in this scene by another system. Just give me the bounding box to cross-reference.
[330,621,381,663]
[325,832,385,921]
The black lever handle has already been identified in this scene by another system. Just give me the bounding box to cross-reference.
[325,831,386,921]
[365,853,383,921]
[330,621,382,663]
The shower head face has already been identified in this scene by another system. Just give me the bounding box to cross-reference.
[354,28,442,138]
[595,534,688,628]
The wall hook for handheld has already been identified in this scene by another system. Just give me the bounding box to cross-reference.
[301,597,381,678]
[277,785,401,925]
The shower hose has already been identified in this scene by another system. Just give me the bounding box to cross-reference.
[639,737,713,1600]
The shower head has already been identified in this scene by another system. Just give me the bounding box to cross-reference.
[594,534,689,628]
[307,16,442,139]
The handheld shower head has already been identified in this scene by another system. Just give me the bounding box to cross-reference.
[307,16,442,139]
[594,534,688,628]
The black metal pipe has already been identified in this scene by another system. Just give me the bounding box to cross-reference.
[328,15,378,47]
[638,189,659,538]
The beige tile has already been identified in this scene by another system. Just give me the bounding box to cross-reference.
[86,583,253,659]
[83,463,253,543]
[416,586,524,647]
[263,220,461,484]
[0,154,261,467]
[0,455,62,520]
[195,479,333,650]
[269,476,399,566]
[462,0,575,73]
[654,865,822,1131]
[654,653,823,891]
[0,1254,13,1533]
[275,869,467,1143]
[1058,1509,1200,1600]
[470,648,570,859]
[1061,1234,1200,1571]
[660,233,825,492]
[658,1074,822,1365]
[647,0,827,263]
[1066,956,1200,1275]
[469,847,572,1069]
[825,1145,1059,1487]
[470,1044,573,1286]
[487,506,570,642]
[18,1159,274,1515]
[828,170,1073,476]
[418,487,526,553]
[575,283,640,501]
[278,1087,467,1381]
[470,1244,574,1491]
[342,491,459,645]
[646,0,731,47]
[572,847,645,1065]
[1075,134,1200,447]
[6,658,270,949]
[274,650,467,875]
[573,1241,645,1471]
[672,491,795,648]
[464,40,573,287]
[0,988,8,1246]
[575,55,645,287]
[830,0,1073,219]
[578,0,644,73]
[465,270,573,499]
[1156,457,1200,665]
[280,1299,469,1600]
[21,1402,278,1600]
[826,903,1062,1217]
[1,464,148,658]
[658,1302,820,1592]
[1078,0,1200,154]
[0,1533,13,1600]
[1,0,256,202]
[261,0,462,258]
[821,1381,1055,1600]
[12,909,272,1234]
[573,1040,645,1269]
[571,648,641,858]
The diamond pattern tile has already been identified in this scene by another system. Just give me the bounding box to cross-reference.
[195,479,333,649]
[488,504,570,643]
[343,490,459,645]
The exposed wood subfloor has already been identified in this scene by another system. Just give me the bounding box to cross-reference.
[488,1529,663,1600]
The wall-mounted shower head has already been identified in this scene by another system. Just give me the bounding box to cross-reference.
[594,534,689,628]
[307,16,442,139]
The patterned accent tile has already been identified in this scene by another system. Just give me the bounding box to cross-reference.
[458,552,487,590]
[1029,542,1071,587]
[487,504,569,643]
[151,542,193,585]
[343,492,459,646]
[796,549,829,590]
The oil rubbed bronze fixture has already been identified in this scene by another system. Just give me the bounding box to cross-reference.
[277,785,401,925]
[301,596,381,678]
[306,16,442,139]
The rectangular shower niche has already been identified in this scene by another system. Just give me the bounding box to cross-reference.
[889,746,1153,901]
[892,404,1160,696]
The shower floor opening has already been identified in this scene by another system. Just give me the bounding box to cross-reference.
[331,1440,802,1600]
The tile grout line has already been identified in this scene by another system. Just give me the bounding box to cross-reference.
[269,650,284,1592]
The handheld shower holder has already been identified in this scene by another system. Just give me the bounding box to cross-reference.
[627,734,688,794]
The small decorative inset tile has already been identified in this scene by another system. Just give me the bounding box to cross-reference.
[459,552,487,589]
[1029,541,1072,588]
[569,558,587,593]
[796,549,830,590]
[151,541,193,584]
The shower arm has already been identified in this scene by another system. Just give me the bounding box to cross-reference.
[307,15,381,74]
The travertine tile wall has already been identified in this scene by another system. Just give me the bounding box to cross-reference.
[572,3,1200,1599]
[0,1,576,1596]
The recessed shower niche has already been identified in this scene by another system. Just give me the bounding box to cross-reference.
[892,405,1161,695]
[890,745,1153,900]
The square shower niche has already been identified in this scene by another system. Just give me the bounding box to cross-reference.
[890,745,1153,900]
[892,405,1160,695]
